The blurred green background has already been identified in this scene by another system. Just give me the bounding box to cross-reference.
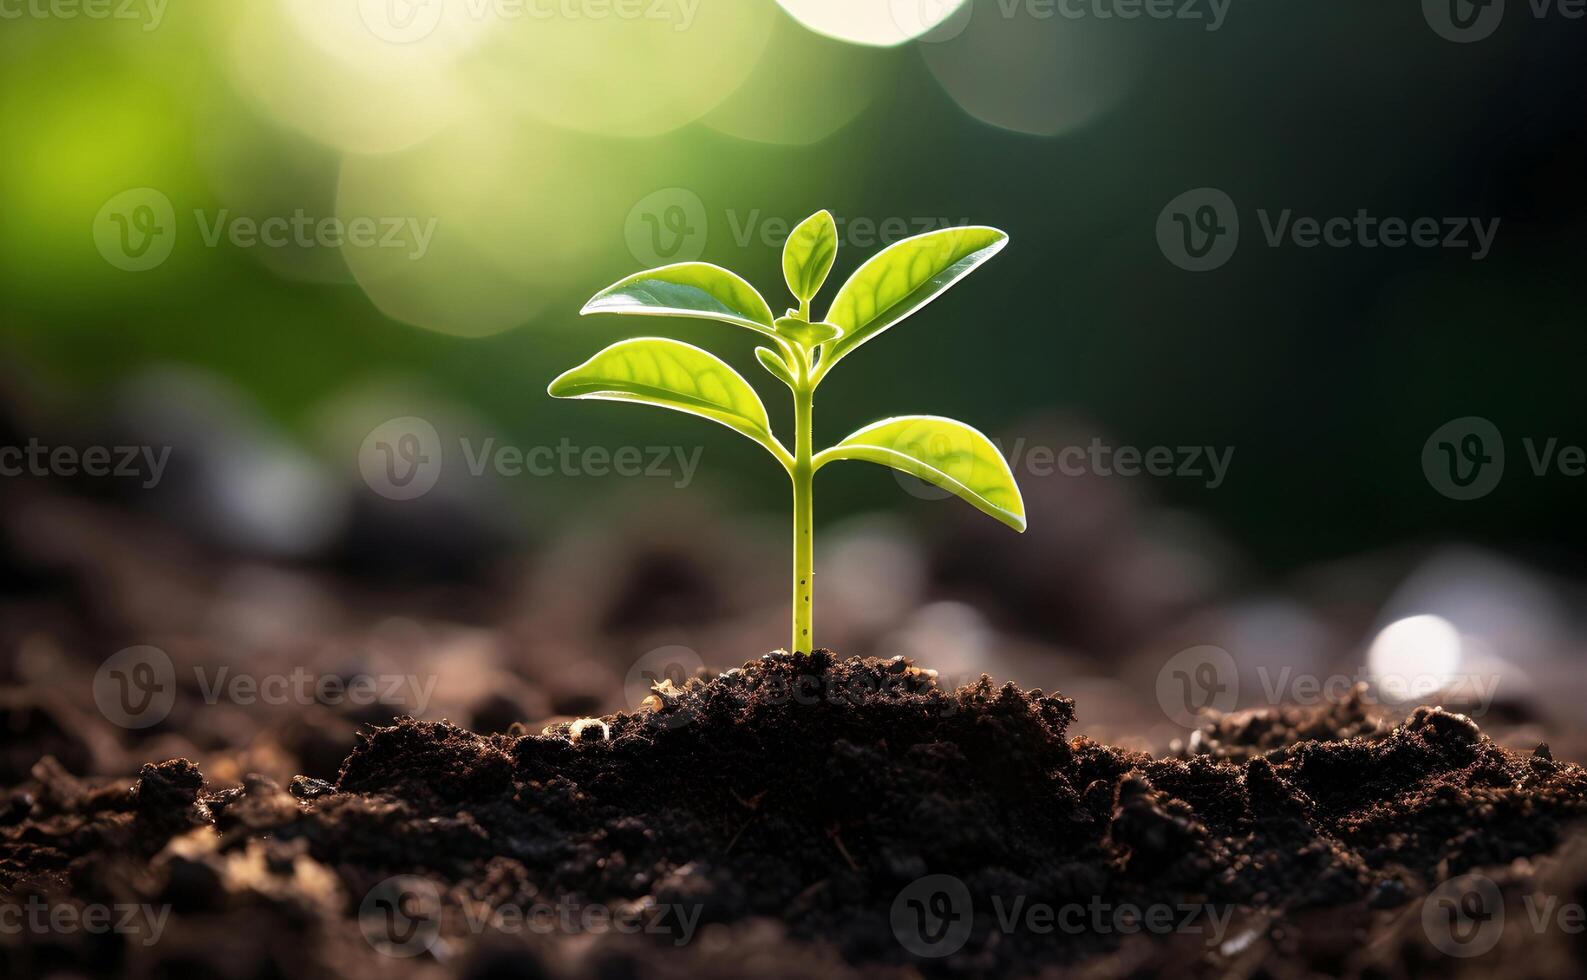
[3,0,1585,574]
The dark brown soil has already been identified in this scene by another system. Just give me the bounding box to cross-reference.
[4,651,1586,979]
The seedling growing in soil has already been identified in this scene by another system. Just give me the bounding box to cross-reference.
[550,211,1025,653]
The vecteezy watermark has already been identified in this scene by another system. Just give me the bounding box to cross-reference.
[359,876,443,958]
[722,210,971,252]
[624,187,710,266]
[1422,874,1506,957]
[1157,188,1500,271]
[358,418,704,500]
[895,434,1236,505]
[1423,416,1504,500]
[890,875,1233,958]
[1155,645,1240,728]
[0,0,167,30]
[193,210,435,260]
[1252,663,1500,716]
[0,897,170,947]
[624,645,706,729]
[93,646,177,730]
[1422,416,1587,501]
[0,439,170,489]
[1424,0,1585,43]
[93,189,436,272]
[93,188,177,272]
[892,0,1231,45]
[92,646,438,729]
[1422,873,1587,957]
[622,189,970,267]
[356,0,700,44]
[1423,0,1507,42]
[358,875,702,958]
[1154,643,1503,728]
[892,874,974,957]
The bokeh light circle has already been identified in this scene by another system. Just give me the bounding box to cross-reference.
[775,0,971,46]
[918,0,1142,137]
[703,9,901,146]
[466,0,777,138]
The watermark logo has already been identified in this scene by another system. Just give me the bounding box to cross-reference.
[0,898,170,946]
[360,875,443,958]
[0,0,167,30]
[1422,417,1504,500]
[892,874,974,958]
[359,0,701,40]
[359,874,702,955]
[0,440,170,488]
[1423,874,1504,957]
[194,210,436,260]
[1156,187,1239,272]
[1423,0,1505,42]
[625,645,706,729]
[360,417,444,501]
[623,192,974,266]
[891,875,1236,958]
[359,0,447,43]
[889,0,974,42]
[93,645,177,730]
[724,210,968,252]
[93,192,436,272]
[896,435,1236,501]
[888,417,977,502]
[358,419,705,500]
[1155,645,1238,727]
[1421,418,1587,501]
[1427,0,1587,42]
[897,0,1231,41]
[93,188,176,272]
[1159,189,1500,270]
[625,187,709,266]
[93,647,439,728]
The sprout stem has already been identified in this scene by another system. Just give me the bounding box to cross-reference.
[791,350,815,654]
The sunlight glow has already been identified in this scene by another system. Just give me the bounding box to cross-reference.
[1368,614,1463,703]
[466,0,777,138]
[704,10,900,145]
[229,2,466,154]
[336,118,616,336]
[775,0,972,47]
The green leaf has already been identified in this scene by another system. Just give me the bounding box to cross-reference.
[774,316,843,349]
[549,338,786,461]
[819,226,1008,377]
[755,346,796,387]
[783,210,838,305]
[815,415,1025,532]
[581,262,777,336]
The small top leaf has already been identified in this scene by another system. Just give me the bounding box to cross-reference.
[783,210,839,306]
[548,338,786,462]
[581,262,777,336]
[774,316,843,349]
[819,226,1008,378]
[815,415,1026,532]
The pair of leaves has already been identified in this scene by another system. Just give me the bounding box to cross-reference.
[548,343,1025,531]
[578,218,1006,380]
[550,216,1022,531]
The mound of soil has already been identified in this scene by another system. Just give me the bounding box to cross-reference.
[4,651,1586,979]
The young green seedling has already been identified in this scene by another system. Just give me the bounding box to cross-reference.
[549,211,1025,654]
